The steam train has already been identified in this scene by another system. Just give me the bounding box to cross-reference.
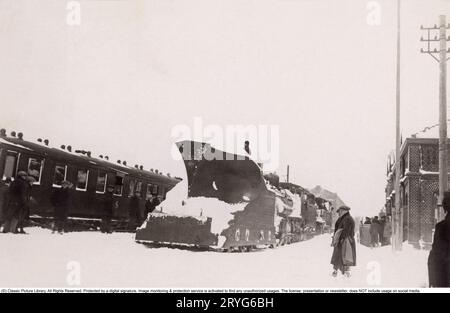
[135,140,337,251]
[0,129,180,230]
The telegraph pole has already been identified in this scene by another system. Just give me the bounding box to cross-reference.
[286,165,290,183]
[393,0,402,251]
[421,15,450,221]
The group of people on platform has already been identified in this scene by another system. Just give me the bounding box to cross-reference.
[0,172,161,234]
[362,215,392,248]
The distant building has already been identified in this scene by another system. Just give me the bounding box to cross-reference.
[385,132,446,248]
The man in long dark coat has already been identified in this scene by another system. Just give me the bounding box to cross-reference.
[369,216,381,248]
[50,181,72,234]
[2,171,28,233]
[101,185,114,233]
[331,206,356,277]
[428,192,450,287]
[128,191,142,231]
[0,177,12,229]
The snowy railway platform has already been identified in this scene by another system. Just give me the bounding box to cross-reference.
[0,227,429,288]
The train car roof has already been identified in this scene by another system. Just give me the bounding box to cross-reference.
[0,136,181,185]
[279,182,311,195]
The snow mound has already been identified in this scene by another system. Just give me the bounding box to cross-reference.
[155,179,247,235]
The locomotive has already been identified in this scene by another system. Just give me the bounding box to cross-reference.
[0,129,180,230]
[135,140,338,251]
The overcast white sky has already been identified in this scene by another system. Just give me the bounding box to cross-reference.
[1,0,450,217]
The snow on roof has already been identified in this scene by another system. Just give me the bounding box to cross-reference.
[419,169,438,175]
[1,136,178,182]
[0,137,33,151]
[309,185,346,209]
[284,189,302,218]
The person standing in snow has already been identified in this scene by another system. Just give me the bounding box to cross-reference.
[383,216,392,245]
[369,216,381,248]
[50,181,72,234]
[16,175,35,234]
[128,191,142,231]
[428,192,450,287]
[379,216,386,246]
[2,171,28,233]
[330,206,356,277]
[0,177,12,229]
[101,185,114,233]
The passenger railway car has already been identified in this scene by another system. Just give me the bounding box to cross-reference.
[0,130,180,230]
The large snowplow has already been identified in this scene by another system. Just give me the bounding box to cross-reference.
[135,140,302,250]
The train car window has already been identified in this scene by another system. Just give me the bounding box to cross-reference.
[76,169,89,191]
[96,171,107,193]
[146,184,153,199]
[27,158,44,185]
[128,179,135,197]
[153,184,159,195]
[2,151,18,180]
[114,173,124,196]
[53,164,67,187]
[136,181,142,193]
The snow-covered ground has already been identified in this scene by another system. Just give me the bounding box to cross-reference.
[0,227,429,288]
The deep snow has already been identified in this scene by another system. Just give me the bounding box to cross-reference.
[0,227,429,288]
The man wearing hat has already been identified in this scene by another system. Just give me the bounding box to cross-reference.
[50,180,73,234]
[428,191,450,287]
[330,205,356,277]
[15,175,36,234]
[100,185,115,233]
[2,171,28,233]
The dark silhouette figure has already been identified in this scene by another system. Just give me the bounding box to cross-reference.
[2,172,28,233]
[428,192,450,287]
[101,186,115,233]
[331,206,356,277]
[128,191,142,231]
[50,181,72,234]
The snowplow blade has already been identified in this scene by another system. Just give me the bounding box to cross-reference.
[176,140,267,204]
